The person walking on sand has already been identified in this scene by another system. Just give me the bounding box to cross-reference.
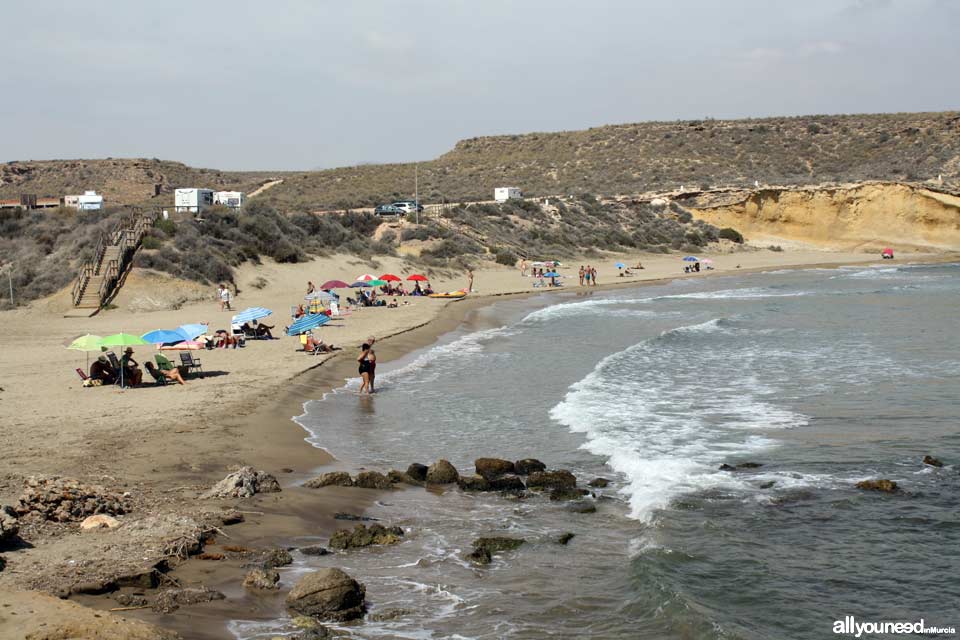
[591,266,598,286]
[217,283,232,311]
[578,265,585,286]
[357,343,373,394]
[467,269,474,293]
[520,259,527,277]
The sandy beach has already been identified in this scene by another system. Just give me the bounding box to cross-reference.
[0,246,953,638]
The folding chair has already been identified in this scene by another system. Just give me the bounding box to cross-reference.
[179,352,203,378]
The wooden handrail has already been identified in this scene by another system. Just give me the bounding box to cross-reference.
[71,264,93,306]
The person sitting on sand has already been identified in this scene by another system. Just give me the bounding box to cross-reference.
[213,329,237,349]
[144,361,185,385]
[89,355,117,385]
[252,320,274,339]
[633,261,645,269]
[120,347,143,386]
[412,282,423,296]
[294,304,306,319]
[306,281,315,296]
[388,298,398,308]
[423,284,434,295]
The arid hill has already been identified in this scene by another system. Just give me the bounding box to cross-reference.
[2,111,958,210]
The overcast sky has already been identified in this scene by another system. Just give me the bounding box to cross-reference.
[3,0,957,170]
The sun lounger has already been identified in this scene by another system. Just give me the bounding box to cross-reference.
[146,365,169,386]
[179,352,203,377]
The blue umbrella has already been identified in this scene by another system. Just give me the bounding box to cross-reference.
[349,281,372,288]
[305,291,335,302]
[683,256,700,262]
[615,262,625,268]
[287,313,331,336]
[141,329,188,345]
[177,323,208,340]
[543,271,560,278]
[232,307,273,324]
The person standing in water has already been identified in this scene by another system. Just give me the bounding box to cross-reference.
[357,343,372,394]
[591,266,598,286]
[584,266,592,286]
[578,265,585,286]
[366,336,377,393]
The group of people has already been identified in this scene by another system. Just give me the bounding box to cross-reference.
[377,281,434,297]
[683,262,702,273]
[578,265,599,286]
[87,347,186,387]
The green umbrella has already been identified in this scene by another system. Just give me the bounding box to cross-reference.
[366,279,387,287]
[66,334,103,371]
[99,333,150,348]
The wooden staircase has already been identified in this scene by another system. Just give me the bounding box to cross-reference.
[69,211,157,316]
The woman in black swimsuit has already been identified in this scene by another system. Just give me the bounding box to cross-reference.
[357,343,372,394]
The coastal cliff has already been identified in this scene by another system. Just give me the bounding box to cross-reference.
[680,183,960,251]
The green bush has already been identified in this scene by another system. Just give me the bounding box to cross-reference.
[494,248,518,266]
[718,227,745,243]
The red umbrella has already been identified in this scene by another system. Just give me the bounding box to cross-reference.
[380,273,401,282]
[881,248,894,256]
[406,274,428,282]
[320,279,350,289]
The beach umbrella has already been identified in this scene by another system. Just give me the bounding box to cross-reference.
[355,274,375,282]
[177,323,208,340]
[543,271,560,278]
[159,340,203,351]
[320,279,350,290]
[701,258,714,264]
[141,329,188,345]
[232,307,272,324]
[366,279,387,287]
[615,262,625,268]
[682,256,699,262]
[305,291,335,302]
[99,333,150,348]
[349,281,372,288]
[406,274,428,282]
[882,248,894,256]
[67,334,103,370]
[286,313,331,336]
[380,273,401,282]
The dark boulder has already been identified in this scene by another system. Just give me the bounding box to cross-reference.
[387,470,421,486]
[354,471,392,490]
[489,475,526,492]
[286,568,366,621]
[587,478,610,488]
[0,506,20,545]
[549,487,589,501]
[369,607,414,622]
[565,502,597,514]
[329,524,404,550]
[856,479,899,493]
[220,511,245,526]
[719,464,735,471]
[405,463,429,482]
[299,545,330,556]
[457,475,491,492]
[425,460,460,484]
[923,455,944,468]
[736,462,763,469]
[759,481,776,489]
[557,532,575,545]
[526,470,577,490]
[467,536,525,564]
[475,458,515,479]
[304,472,354,489]
[334,512,377,522]
[261,548,294,568]
[514,458,547,475]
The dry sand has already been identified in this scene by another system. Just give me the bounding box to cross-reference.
[0,246,950,637]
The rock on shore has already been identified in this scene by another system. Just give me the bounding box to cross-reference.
[201,467,281,499]
[856,479,899,493]
[0,505,19,544]
[286,568,367,621]
[467,536,525,564]
[329,524,404,550]
[425,460,460,484]
[304,471,354,488]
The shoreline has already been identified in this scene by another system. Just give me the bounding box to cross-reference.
[1,250,957,638]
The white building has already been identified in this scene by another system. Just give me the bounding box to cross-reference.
[494,187,522,202]
[213,191,245,210]
[174,188,215,213]
[75,190,104,211]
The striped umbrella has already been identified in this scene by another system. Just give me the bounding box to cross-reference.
[355,274,375,282]
[232,307,273,324]
[286,313,331,336]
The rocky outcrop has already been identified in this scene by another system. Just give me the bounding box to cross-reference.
[406,463,429,482]
[388,470,421,486]
[286,568,367,621]
[557,532,575,545]
[15,476,129,522]
[467,537,525,565]
[244,568,280,590]
[329,524,404,550]
[260,547,294,568]
[514,459,547,475]
[300,545,329,556]
[475,458,515,479]
[201,467,281,499]
[549,488,589,501]
[354,471,393,490]
[923,455,944,468]
[304,471,354,489]
[0,505,19,544]
[719,462,764,471]
[565,502,597,514]
[526,470,576,490]
[587,478,610,488]
[489,475,526,492]
[457,475,491,492]
[425,460,460,484]
[856,479,900,493]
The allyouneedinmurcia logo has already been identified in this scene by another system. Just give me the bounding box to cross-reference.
[833,616,956,637]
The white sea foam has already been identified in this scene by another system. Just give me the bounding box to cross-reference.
[653,287,812,301]
[550,318,809,522]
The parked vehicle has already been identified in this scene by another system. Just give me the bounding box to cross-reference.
[391,200,423,213]
[375,204,404,216]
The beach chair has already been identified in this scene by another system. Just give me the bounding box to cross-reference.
[105,351,123,386]
[146,364,168,386]
[179,352,203,378]
[76,368,89,381]
[155,353,175,371]
[230,323,247,347]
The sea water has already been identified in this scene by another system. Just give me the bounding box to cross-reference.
[234,262,960,639]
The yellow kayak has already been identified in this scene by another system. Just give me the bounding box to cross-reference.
[428,290,468,299]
